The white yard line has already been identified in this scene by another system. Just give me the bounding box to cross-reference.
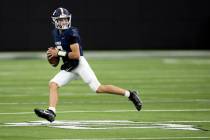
[163,58,210,64]
[46,137,210,140]
[0,99,210,104]
[0,109,210,115]
[142,109,210,112]
[2,120,209,131]
[1,51,210,60]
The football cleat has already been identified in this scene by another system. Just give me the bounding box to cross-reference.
[34,108,56,122]
[129,90,143,111]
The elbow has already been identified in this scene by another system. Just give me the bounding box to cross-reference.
[74,52,81,59]
[69,53,80,60]
[74,54,80,60]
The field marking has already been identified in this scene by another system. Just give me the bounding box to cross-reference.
[46,137,210,140]
[2,120,207,131]
[142,109,210,112]
[49,138,210,140]
[1,51,210,60]
[163,58,210,64]
[1,109,210,115]
[1,99,210,104]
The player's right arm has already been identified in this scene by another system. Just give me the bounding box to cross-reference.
[56,43,80,60]
[67,43,80,60]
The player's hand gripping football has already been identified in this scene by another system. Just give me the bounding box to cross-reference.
[47,47,59,59]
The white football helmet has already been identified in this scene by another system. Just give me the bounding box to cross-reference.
[52,7,71,30]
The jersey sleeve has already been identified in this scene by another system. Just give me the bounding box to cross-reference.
[52,29,60,45]
[68,28,81,45]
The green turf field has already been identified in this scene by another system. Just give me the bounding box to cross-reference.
[0,53,210,140]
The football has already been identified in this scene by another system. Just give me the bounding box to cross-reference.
[47,47,60,67]
[47,55,60,67]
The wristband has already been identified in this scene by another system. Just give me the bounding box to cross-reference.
[58,50,67,57]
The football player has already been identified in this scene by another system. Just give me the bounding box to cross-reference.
[34,7,142,122]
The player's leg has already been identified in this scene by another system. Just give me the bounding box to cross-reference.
[34,70,78,122]
[77,56,131,95]
[77,56,142,111]
[49,82,59,110]
[48,70,77,111]
[96,84,127,96]
[96,85,142,111]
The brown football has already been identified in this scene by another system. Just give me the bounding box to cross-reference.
[47,55,60,67]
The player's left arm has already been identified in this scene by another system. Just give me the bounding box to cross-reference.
[47,47,58,59]
[67,43,80,60]
[48,43,80,60]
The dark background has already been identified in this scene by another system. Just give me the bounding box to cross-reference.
[0,0,209,51]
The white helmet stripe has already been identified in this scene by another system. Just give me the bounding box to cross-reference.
[60,8,64,16]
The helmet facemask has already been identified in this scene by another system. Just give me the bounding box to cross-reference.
[52,16,71,30]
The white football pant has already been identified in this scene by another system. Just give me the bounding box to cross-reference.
[50,56,101,92]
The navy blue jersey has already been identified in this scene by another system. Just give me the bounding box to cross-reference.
[52,26,83,63]
[52,27,83,71]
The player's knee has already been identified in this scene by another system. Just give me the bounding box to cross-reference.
[96,87,101,93]
[89,81,101,93]
[96,85,105,93]
[49,82,59,89]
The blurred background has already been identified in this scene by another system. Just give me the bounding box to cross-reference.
[0,0,209,51]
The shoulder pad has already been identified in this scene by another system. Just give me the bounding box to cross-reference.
[65,27,79,37]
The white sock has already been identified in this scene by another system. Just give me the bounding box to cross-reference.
[48,107,56,113]
[124,90,130,97]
